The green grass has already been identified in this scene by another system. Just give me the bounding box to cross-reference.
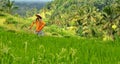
[0,28,120,64]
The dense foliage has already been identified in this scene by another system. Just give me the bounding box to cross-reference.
[0,0,120,40]
[0,0,18,14]
[41,0,120,40]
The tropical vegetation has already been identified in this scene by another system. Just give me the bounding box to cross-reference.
[0,0,120,64]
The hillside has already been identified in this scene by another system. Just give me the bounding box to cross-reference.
[0,12,77,37]
[0,0,120,39]
[0,12,32,32]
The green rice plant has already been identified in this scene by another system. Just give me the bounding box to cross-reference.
[0,44,14,64]
[0,28,120,64]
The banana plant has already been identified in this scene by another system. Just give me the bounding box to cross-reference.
[102,2,120,40]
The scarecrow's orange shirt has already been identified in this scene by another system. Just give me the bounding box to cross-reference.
[30,20,45,32]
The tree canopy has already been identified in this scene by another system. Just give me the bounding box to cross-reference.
[40,0,120,40]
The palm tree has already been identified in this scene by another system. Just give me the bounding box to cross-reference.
[4,0,18,14]
[0,0,7,11]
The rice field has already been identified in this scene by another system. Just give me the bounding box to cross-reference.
[0,27,120,64]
